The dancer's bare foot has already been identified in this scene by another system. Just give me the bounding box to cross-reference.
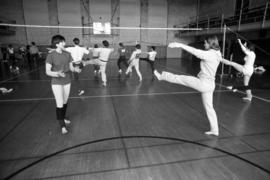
[242,96,252,101]
[205,131,219,136]
[154,70,161,80]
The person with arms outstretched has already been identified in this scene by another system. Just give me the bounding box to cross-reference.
[154,36,222,136]
[221,39,255,101]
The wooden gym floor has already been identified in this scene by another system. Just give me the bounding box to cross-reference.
[0,58,270,180]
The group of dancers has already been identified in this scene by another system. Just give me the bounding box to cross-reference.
[45,34,256,136]
[46,35,158,134]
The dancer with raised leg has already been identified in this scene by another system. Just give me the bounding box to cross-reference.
[221,39,255,101]
[83,40,114,86]
[140,46,157,79]
[154,36,222,136]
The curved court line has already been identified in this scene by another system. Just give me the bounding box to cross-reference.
[1,132,270,163]
[4,136,270,180]
[0,90,229,103]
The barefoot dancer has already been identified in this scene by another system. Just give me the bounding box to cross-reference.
[154,36,222,136]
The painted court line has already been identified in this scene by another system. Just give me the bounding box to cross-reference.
[0,67,42,84]
[5,76,155,83]
[0,90,229,103]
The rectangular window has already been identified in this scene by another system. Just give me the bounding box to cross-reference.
[93,22,111,35]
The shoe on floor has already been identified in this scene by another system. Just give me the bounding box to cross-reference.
[78,90,85,96]
[2,88,13,94]
[64,119,71,125]
[242,96,252,101]
[61,127,68,134]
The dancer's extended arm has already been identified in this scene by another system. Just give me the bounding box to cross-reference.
[168,42,211,61]
[238,39,249,55]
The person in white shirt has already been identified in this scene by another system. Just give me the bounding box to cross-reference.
[221,39,255,101]
[83,40,114,86]
[140,46,157,77]
[126,44,142,81]
[65,38,89,95]
[154,35,222,136]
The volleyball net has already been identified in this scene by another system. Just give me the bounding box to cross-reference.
[0,23,269,75]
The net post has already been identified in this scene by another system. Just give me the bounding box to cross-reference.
[228,53,233,76]
[221,24,226,76]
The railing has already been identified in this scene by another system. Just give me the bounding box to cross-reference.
[176,3,270,34]
[225,5,270,27]
[0,18,16,35]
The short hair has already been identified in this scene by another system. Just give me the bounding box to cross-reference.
[31,42,36,45]
[119,42,123,47]
[205,35,220,50]
[135,44,141,49]
[51,35,65,48]
[102,40,109,47]
[247,43,255,51]
[73,38,80,45]
[151,46,156,51]
[94,44,99,48]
